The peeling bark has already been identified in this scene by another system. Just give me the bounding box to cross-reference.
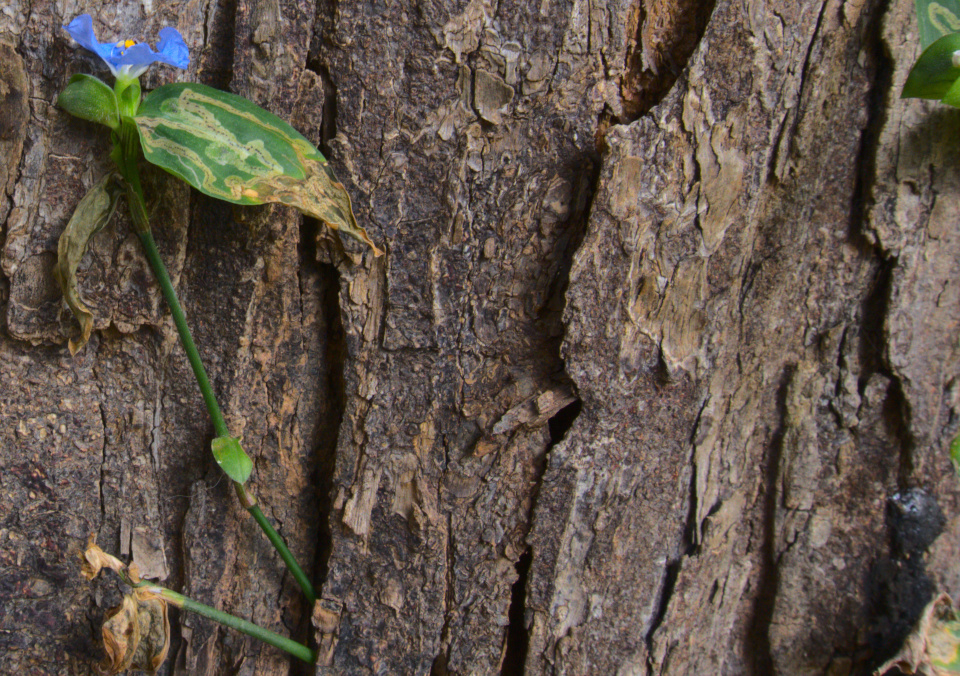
[2,0,960,674]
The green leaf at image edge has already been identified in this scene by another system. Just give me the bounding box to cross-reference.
[942,72,960,106]
[54,174,122,354]
[134,82,383,256]
[950,433,960,476]
[211,436,253,484]
[915,0,960,50]
[57,73,120,130]
[902,31,960,100]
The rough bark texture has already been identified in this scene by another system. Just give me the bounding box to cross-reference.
[1,0,959,674]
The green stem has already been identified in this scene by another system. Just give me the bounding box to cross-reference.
[135,227,229,438]
[116,122,226,436]
[144,584,316,664]
[118,140,317,606]
[244,491,317,607]
[118,123,226,434]
[134,210,317,605]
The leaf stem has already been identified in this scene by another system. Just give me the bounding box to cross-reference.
[136,227,229,438]
[140,583,317,663]
[239,483,317,607]
[118,139,317,606]
[118,121,228,437]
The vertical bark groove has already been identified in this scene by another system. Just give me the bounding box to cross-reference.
[501,549,533,676]
[746,366,793,676]
[619,0,717,122]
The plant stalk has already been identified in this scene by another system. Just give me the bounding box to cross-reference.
[118,128,317,606]
[241,484,317,606]
[142,583,317,664]
[135,227,229,438]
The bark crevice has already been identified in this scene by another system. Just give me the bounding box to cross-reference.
[745,365,794,676]
[618,0,717,123]
[867,488,945,669]
[501,549,533,676]
[842,0,912,487]
[299,216,347,595]
[503,397,582,675]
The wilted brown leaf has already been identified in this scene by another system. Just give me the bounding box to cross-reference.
[53,174,121,354]
[80,540,126,580]
[100,595,140,674]
[99,591,171,675]
[876,593,960,676]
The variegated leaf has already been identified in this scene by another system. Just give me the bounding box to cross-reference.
[134,82,382,256]
[917,0,960,49]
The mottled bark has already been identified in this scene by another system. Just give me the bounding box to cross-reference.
[1,0,959,675]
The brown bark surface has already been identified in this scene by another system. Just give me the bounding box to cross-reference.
[1,0,959,674]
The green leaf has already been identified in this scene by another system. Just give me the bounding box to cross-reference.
[134,82,383,256]
[211,436,253,484]
[57,74,120,130]
[916,0,960,50]
[53,174,122,354]
[902,32,960,99]
[116,78,142,118]
[942,72,960,106]
[950,432,960,475]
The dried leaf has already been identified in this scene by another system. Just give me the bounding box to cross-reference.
[81,540,126,580]
[53,174,121,354]
[99,592,171,675]
[100,595,140,674]
[876,593,960,675]
[130,592,171,673]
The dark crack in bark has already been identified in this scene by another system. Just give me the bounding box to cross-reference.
[298,215,347,600]
[196,0,238,90]
[622,0,716,121]
[745,365,794,676]
[500,398,583,676]
[501,548,533,676]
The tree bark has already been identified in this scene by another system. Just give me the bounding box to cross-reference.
[1,0,959,674]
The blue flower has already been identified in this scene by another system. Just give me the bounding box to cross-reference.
[64,14,189,80]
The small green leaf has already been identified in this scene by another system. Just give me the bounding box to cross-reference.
[942,72,960,106]
[902,32,960,99]
[117,78,142,118]
[211,436,253,484]
[57,74,120,130]
[134,82,383,256]
[53,174,122,354]
[916,0,960,50]
[950,433,960,476]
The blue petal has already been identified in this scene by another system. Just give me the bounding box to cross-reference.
[116,43,160,68]
[156,28,190,69]
[63,15,190,76]
[64,14,115,64]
